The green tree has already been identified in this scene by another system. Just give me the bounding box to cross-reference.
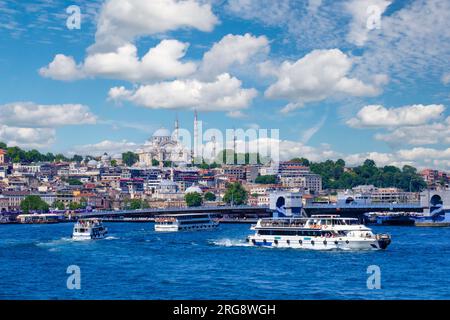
[122,151,139,166]
[163,160,173,167]
[45,152,56,162]
[290,157,310,166]
[111,159,118,167]
[20,195,49,213]
[67,178,83,186]
[69,202,81,210]
[151,159,160,166]
[0,141,7,149]
[185,192,203,207]
[223,182,248,205]
[79,197,88,209]
[204,192,216,201]
[126,199,149,210]
[53,201,65,210]
[72,154,83,162]
[55,153,68,162]
[255,175,277,184]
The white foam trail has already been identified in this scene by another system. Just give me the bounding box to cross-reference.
[211,238,251,247]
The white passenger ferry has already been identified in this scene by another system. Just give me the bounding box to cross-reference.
[154,213,219,232]
[246,215,391,250]
[72,218,108,240]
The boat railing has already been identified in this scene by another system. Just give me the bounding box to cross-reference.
[259,219,306,228]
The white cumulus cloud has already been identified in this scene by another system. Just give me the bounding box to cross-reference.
[198,33,270,79]
[0,102,97,149]
[0,102,97,127]
[108,73,258,112]
[70,139,139,156]
[0,125,56,149]
[41,40,196,83]
[375,118,450,146]
[91,0,219,52]
[263,49,383,112]
[38,54,84,81]
[347,104,445,128]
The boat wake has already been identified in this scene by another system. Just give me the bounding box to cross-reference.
[210,238,251,247]
[37,237,73,246]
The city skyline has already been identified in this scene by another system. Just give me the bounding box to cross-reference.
[0,0,449,171]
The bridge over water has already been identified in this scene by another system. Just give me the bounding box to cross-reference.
[77,190,449,220]
[79,202,424,220]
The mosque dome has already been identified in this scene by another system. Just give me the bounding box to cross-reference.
[153,127,171,138]
[185,185,203,194]
[101,153,111,161]
[87,160,98,166]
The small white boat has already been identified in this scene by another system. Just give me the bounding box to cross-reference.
[154,213,219,232]
[72,218,108,240]
[246,215,391,250]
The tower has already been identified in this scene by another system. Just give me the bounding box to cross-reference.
[211,135,216,161]
[193,110,198,159]
[233,128,237,165]
[174,115,179,142]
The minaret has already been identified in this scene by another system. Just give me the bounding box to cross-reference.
[233,128,237,165]
[174,115,179,142]
[211,135,216,161]
[193,110,198,159]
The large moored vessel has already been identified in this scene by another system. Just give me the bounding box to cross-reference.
[154,213,219,232]
[246,215,391,250]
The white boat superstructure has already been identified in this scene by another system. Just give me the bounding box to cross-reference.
[247,215,391,250]
[72,218,108,240]
[154,213,219,232]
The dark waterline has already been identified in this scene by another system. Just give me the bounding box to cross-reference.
[0,223,449,299]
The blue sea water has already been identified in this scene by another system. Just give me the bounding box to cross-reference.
[0,222,449,300]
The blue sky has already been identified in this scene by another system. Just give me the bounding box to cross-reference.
[0,0,449,170]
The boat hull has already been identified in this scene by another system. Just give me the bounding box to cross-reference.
[155,222,219,232]
[246,235,389,250]
[415,222,450,227]
[72,230,108,241]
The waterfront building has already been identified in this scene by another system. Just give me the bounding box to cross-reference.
[278,162,311,176]
[245,165,260,182]
[119,178,145,195]
[421,169,449,190]
[338,185,419,204]
[13,163,41,174]
[0,149,6,164]
[280,175,322,194]
[154,180,184,201]
[34,192,56,206]
[0,195,8,212]
[1,190,30,210]
[220,165,246,180]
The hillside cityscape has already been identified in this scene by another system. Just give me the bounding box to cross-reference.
[0,132,447,218]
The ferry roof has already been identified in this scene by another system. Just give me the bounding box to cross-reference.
[17,213,61,218]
